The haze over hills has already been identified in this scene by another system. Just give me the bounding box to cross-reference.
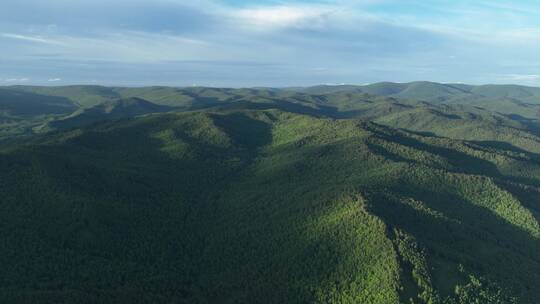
[2,82,540,152]
[1,82,540,302]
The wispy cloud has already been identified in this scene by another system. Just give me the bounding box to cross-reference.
[47,78,62,82]
[504,74,540,81]
[1,33,64,45]
[3,77,30,82]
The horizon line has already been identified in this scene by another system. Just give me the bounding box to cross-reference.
[2,80,540,90]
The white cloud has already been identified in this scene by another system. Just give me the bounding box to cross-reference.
[505,74,540,81]
[48,78,62,82]
[1,31,215,63]
[231,5,334,30]
[4,78,29,82]
[0,33,64,45]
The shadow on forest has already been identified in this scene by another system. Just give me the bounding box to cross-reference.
[0,88,77,116]
[495,181,540,223]
[365,123,502,177]
[365,186,540,302]
[211,112,272,150]
[472,140,540,157]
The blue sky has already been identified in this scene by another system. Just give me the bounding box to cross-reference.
[1,0,540,87]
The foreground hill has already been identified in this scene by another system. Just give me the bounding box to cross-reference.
[1,109,540,303]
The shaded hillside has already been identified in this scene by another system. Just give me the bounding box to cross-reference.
[1,109,540,303]
[369,103,540,154]
[0,88,76,117]
[46,97,172,130]
[0,88,79,141]
[113,87,195,107]
[8,85,121,108]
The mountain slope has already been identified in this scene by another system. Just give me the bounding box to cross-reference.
[293,82,540,123]
[7,85,121,108]
[259,91,540,154]
[0,88,79,141]
[46,97,172,130]
[0,88,76,117]
[1,109,539,303]
[3,84,540,157]
[360,81,471,102]
[300,82,540,104]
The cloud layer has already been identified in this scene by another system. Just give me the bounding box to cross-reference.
[1,0,539,86]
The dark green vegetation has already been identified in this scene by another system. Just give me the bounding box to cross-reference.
[1,82,540,303]
[46,97,172,131]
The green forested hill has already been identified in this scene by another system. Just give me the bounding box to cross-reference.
[7,85,121,108]
[1,108,540,303]
[0,88,78,142]
[295,82,540,124]
[6,82,540,145]
[46,97,172,130]
[2,83,540,302]
[4,83,540,148]
[296,82,540,105]
[0,88,76,116]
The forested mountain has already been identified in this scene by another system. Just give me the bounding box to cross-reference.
[296,82,540,105]
[46,97,172,130]
[1,83,540,302]
[295,82,540,125]
[3,83,540,153]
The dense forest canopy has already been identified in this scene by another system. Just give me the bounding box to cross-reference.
[1,83,540,303]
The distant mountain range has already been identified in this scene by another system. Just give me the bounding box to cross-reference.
[2,82,540,152]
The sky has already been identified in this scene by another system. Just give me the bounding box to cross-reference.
[1,0,540,87]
